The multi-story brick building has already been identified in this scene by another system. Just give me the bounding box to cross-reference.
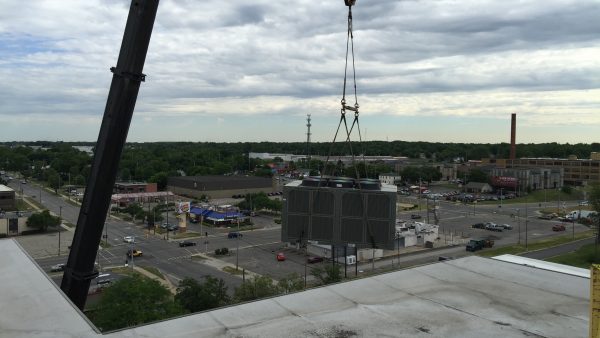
[486,152,600,187]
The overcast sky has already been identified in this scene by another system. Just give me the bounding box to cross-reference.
[1,0,599,144]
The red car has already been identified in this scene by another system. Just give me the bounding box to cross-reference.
[276,252,286,261]
[552,224,566,231]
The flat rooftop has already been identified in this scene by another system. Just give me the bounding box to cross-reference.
[0,184,15,192]
[0,239,589,338]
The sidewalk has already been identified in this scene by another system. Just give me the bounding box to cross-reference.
[132,266,178,294]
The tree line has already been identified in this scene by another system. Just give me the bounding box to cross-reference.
[90,264,343,332]
[2,141,600,191]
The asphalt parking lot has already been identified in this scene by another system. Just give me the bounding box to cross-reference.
[397,196,589,247]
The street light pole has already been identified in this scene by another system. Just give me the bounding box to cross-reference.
[58,206,62,256]
[516,209,520,245]
[236,218,240,270]
[525,203,529,250]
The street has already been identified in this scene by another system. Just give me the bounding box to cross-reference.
[7,178,593,294]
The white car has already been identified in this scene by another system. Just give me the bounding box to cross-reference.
[501,224,513,230]
[50,263,65,272]
[123,236,135,243]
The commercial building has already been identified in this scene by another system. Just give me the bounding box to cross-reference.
[111,191,174,207]
[167,175,273,199]
[0,211,33,237]
[0,184,16,210]
[113,182,157,194]
[189,206,247,226]
[486,153,600,187]
[491,167,563,191]
[378,173,401,185]
[463,182,493,193]
[395,221,439,248]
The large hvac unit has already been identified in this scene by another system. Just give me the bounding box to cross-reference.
[282,177,397,250]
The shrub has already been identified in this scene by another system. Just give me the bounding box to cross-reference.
[215,247,229,255]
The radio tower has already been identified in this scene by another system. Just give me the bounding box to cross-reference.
[306,114,312,171]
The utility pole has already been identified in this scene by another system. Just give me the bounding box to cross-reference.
[525,203,529,250]
[236,218,240,270]
[58,206,62,256]
[306,114,312,172]
[61,0,159,310]
[516,209,521,245]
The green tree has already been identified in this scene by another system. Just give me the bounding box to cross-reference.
[145,210,163,225]
[123,203,144,219]
[91,274,187,332]
[467,168,489,183]
[237,192,280,212]
[400,166,421,183]
[26,210,61,231]
[73,174,86,186]
[310,264,342,285]
[590,183,600,252]
[148,172,168,190]
[234,275,280,302]
[47,170,61,193]
[120,167,132,182]
[561,185,573,194]
[278,273,304,294]
[175,277,230,313]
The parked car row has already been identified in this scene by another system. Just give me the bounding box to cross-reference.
[447,192,518,203]
[161,223,179,231]
[472,222,512,232]
[232,192,283,199]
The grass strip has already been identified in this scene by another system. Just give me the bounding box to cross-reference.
[478,230,594,257]
[222,266,243,275]
[546,243,600,269]
[139,265,164,279]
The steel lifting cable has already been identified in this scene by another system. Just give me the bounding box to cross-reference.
[313,1,378,250]
[323,2,367,179]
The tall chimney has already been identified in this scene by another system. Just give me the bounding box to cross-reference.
[510,113,516,159]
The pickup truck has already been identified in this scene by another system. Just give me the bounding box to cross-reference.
[466,239,494,252]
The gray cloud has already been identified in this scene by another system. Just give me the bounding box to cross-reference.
[0,0,599,142]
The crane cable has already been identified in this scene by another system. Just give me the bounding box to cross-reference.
[318,1,378,250]
[323,2,367,180]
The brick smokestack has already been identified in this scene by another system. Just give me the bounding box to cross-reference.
[510,113,516,159]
